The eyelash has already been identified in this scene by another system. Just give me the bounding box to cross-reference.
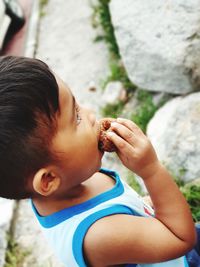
[75,104,82,124]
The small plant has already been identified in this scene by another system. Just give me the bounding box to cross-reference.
[4,236,30,267]
[92,0,200,225]
[181,184,200,222]
[102,59,136,93]
[40,0,49,17]
[101,101,124,118]
[92,1,168,131]
[91,0,136,92]
[126,171,143,195]
[131,95,157,133]
[131,90,167,133]
[128,166,200,222]
[91,0,120,58]
[168,167,200,222]
[40,0,48,8]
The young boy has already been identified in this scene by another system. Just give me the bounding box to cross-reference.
[0,56,198,267]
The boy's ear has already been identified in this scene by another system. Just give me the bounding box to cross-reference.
[32,168,61,196]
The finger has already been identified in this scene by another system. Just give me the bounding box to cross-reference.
[110,122,137,145]
[116,118,144,135]
[107,131,134,153]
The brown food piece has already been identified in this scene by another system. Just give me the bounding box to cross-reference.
[98,118,116,152]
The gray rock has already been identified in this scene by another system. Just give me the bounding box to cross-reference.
[147,92,200,183]
[0,198,15,267]
[37,0,110,114]
[121,95,139,119]
[185,178,200,187]
[102,81,126,105]
[109,0,200,94]
[13,200,64,267]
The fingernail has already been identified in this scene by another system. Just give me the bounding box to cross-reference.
[111,122,118,127]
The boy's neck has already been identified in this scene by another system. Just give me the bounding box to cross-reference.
[32,171,116,216]
[32,183,87,216]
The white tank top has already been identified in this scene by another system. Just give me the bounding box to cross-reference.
[31,168,189,267]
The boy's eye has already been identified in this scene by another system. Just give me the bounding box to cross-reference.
[75,104,82,125]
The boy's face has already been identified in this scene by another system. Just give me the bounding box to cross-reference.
[50,76,103,193]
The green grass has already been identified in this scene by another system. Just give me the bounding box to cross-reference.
[39,0,49,17]
[92,1,200,223]
[128,166,200,222]
[101,101,124,118]
[181,184,200,222]
[4,236,30,267]
[167,168,200,222]
[128,176,200,222]
[92,1,162,129]
[101,84,168,132]
[40,0,48,8]
[131,90,158,133]
[131,90,169,133]
[91,0,136,92]
[102,58,136,93]
[126,171,143,196]
[91,0,120,58]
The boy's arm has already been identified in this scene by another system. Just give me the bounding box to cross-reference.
[84,118,196,267]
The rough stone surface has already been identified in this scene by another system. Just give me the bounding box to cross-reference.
[0,199,15,267]
[102,81,126,105]
[13,200,64,267]
[36,0,109,113]
[147,92,200,182]
[109,0,200,94]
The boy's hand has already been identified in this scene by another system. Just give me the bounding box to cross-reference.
[107,118,159,179]
[85,118,196,266]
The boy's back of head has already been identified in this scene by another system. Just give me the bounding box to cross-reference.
[0,56,59,199]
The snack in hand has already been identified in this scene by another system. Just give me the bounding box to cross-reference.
[98,118,116,152]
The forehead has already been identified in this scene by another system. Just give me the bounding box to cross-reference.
[55,75,71,97]
[55,75,73,109]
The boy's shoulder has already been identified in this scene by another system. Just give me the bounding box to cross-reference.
[83,210,150,266]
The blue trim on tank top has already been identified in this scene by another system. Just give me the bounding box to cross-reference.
[183,256,189,267]
[31,168,124,228]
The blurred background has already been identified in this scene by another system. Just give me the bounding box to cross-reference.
[0,0,200,266]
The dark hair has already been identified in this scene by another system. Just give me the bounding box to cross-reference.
[0,56,59,199]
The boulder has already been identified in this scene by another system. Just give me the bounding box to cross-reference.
[109,0,200,94]
[0,198,15,267]
[147,92,200,183]
[102,81,127,105]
